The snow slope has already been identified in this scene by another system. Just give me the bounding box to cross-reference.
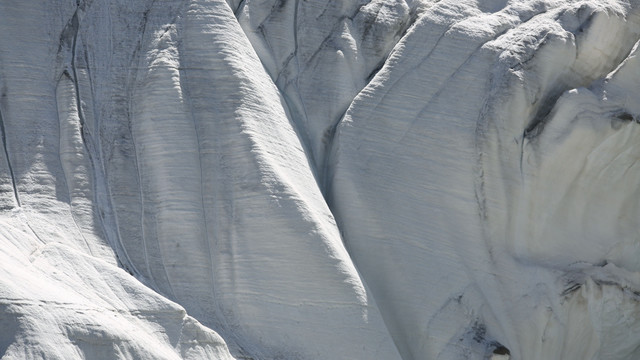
[329,1,640,359]
[1,0,640,359]
[0,0,397,359]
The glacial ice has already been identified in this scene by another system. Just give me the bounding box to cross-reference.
[1,0,640,359]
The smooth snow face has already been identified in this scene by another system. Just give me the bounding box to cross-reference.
[2,0,640,359]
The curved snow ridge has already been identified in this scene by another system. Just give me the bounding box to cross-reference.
[0,216,234,360]
[481,1,640,359]
[328,0,640,359]
[235,0,421,174]
[3,0,640,359]
[480,4,640,268]
[0,0,400,358]
[122,0,399,359]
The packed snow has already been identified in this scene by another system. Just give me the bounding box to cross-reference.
[1,0,640,359]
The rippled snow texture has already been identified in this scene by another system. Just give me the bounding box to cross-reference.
[1,0,640,359]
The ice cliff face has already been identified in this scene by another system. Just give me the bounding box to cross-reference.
[1,0,640,359]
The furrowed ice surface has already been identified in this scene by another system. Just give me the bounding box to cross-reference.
[235,0,418,174]
[0,218,234,360]
[2,0,640,359]
[328,0,640,359]
[123,0,398,358]
[0,0,398,359]
[0,1,232,359]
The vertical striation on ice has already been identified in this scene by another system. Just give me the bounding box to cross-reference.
[2,0,640,359]
[328,0,640,359]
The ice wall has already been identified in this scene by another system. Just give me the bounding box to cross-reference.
[328,1,640,359]
[0,0,397,359]
[1,0,640,359]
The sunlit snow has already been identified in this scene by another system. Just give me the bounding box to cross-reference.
[1,0,640,359]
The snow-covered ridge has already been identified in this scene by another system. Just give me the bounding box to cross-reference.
[1,0,640,359]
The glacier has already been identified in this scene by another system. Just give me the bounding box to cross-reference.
[1,0,640,359]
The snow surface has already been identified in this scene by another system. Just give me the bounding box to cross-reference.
[1,0,640,359]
